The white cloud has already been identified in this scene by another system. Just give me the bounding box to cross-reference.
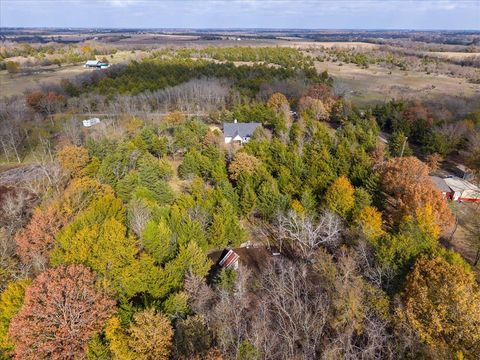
[109,0,138,7]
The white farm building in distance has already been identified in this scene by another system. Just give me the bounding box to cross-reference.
[84,60,110,69]
[223,120,261,144]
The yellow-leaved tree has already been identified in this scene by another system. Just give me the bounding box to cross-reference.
[267,92,290,116]
[397,256,480,358]
[57,145,89,177]
[0,279,30,355]
[355,206,384,241]
[128,309,173,360]
[228,152,261,181]
[105,309,173,360]
[325,176,355,218]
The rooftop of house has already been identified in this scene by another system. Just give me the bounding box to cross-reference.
[223,121,261,138]
[444,177,480,192]
[85,60,100,66]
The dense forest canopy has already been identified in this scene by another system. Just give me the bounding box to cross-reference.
[0,46,479,360]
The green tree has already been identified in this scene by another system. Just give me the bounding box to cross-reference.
[209,199,246,248]
[174,315,211,358]
[372,205,441,274]
[138,154,173,184]
[142,219,176,265]
[51,195,161,298]
[256,177,281,220]
[97,150,130,188]
[162,292,189,318]
[237,340,261,360]
[169,205,208,249]
[163,242,212,294]
[240,182,257,218]
[300,188,317,215]
[149,181,175,205]
[116,171,139,202]
[389,131,412,157]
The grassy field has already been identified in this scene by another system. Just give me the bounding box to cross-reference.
[0,50,148,97]
[0,64,85,96]
[315,60,480,106]
[425,51,480,60]
[307,41,379,49]
[449,202,480,275]
[2,42,479,110]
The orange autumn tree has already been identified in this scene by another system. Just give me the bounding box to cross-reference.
[14,207,68,271]
[163,111,186,125]
[267,92,290,116]
[25,91,45,112]
[303,83,334,104]
[398,256,480,358]
[298,96,329,121]
[381,156,453,231]
[426,153,443,172]
[8,265,115,360]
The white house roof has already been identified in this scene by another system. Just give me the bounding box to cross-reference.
[223,122,261,138]
[443,177,480,193]
[85,60,100,66]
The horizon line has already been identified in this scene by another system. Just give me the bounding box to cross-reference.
[1,27,480,32]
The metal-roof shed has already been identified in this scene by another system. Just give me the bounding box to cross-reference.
[444,177,480,202]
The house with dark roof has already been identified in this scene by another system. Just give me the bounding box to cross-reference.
[223,120,261,144]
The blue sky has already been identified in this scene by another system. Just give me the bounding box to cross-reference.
[1,0,479,30]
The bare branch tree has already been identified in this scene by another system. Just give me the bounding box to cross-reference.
[275,210,343,259]
[128,199,152,239]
